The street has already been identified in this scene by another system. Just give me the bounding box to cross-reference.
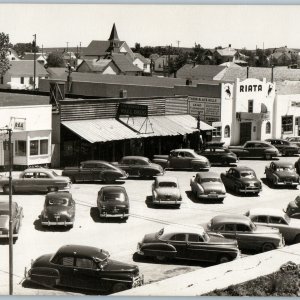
[1,155,300,295]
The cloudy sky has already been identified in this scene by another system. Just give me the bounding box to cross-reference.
[0,4,299,50]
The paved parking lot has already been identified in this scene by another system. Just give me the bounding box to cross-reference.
[1,155,300,295]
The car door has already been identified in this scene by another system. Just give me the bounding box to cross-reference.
[169,152,186,169]
[216,224,237,241]
[185,234,213,262]
[35,172,54,192]
[79,163,95,181]
[235,223,255,250]
[168,233,187,258]
[268,216,293,243]
[94,163,106,181]
[54,255,76,287]
[15,171,36,192]
[119,159,133,175]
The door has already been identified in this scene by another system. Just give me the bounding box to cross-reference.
[169,151,187,169]
[55,255,76,287]
[78,163,95,181]
[168,233,187,258]
[185,234,213,262]
[240,122,252,145]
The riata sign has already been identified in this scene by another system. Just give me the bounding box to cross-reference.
[117,103,148,117]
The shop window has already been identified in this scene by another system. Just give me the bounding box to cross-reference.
[282,115,293,133]
[0,76,3,84]
[224,125,230,138]
[212,126,222,137]
[15,140,26,156]
[295,117,300,126]
[248,100,254,113]
[20,77,24,84]
[30,140,39,155]
[40,139,48,155]
[266,122,271,134]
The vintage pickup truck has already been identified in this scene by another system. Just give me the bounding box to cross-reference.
[152,149,210,171]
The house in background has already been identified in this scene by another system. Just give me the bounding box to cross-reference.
[22,52,48,66]
[77,58,118,75]
[213,44,248,65]
[0,60,48,90]
[133,53,151,74]
[152,55,178,74]
[7,49,20,61]
[267,46,300,66]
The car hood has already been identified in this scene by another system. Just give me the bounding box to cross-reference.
[288,201,299,209]
[201,182,225,192]
[142,232,159,244]
[274,171,298,178]
[105,259,139,274]
[150,163,164,170]
[155,187,181,197]
[32,253,53,268]
[208,233,238,246]
[0,215,9,229]
[44,206,73,215]
[254,225,280,234]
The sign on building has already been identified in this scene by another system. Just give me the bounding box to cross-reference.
[11,117,26,131]
[117,103,148,117]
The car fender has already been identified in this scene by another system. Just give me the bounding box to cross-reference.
[152,159,169,169]
[29,267,60,286]
[191,159,206,166]
[102,170,120,178]
[141,242,177,258]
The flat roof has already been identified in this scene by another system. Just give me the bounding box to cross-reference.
[0,92,50,107]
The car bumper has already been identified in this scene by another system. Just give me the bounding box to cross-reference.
[132,274,144,288]
[41,221,73,226]
[0,233,18,238]
[239,188,261,193]
[275,182,299,186]
[153,199,181,205]
[198,194,226,199]
[100,212,129,218]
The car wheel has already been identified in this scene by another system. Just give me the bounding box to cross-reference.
[262,242,275,252]
[71,176,76,184]
[265,154,272,160]
[104,176,115,184]
[156,255,166,262]
[218,255,231,264]
[294,235,300,243]
[111,282,128,293]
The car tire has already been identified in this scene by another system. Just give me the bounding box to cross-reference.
[71,176,76,184]
[218,254,231,264]
[262,242,275,252]
[294,235,300,243]
[112,282,128,293]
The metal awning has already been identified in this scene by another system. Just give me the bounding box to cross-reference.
[61,115,214,144]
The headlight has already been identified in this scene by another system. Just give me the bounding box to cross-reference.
[153,191,158,199]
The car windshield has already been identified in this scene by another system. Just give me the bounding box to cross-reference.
[52,171,59,177]
[47,198,69,206]
[103,193,125,202]
[203,232,210,242]
[240,171,255,178]
[158,182,177,188]
[201,178,221,183]
[156,228,164,238]
[283,214,291,223]
[276,167,295,172]
[249,221,257,230]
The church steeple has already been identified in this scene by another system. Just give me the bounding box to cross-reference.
[108,23,120,42]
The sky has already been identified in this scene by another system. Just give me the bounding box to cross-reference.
[1,4,300,50]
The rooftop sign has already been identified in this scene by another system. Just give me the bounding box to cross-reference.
[117,103,148,117]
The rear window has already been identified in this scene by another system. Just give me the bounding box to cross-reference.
[47,198,69,206]
[158,181,177,188]
[103,193,125,202]
[240,171,255,178]
[201,177,221,183]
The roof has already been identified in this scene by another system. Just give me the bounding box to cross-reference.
[248,208,285,218]
[272,161,294,167]
[45,67,67,77]
[6,60,48,76]
[111,53,141,73]
[101,186,126,193]
[83,40,111,56]
[196,171,220,178]
[22,53,47,61]
[24,168,53,172]
[133,52,150,64]
[122,156,149,160]
[161,225,205,237]
[155,176,178,183]
[0,92,49,107]
[56,245,108,260]
[219,62,242,68]
[216,47,237,57]
[211,214,251,225]
[61,115,205,144]
[230,166,255,172]
[176,64,226,80]
[46,192,72,200]
[0,201,17,212]
[276,81,300,95]
[79,59,112,72]
[108,23,120,41]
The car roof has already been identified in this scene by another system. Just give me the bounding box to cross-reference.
[229,166,255,172]
[246,140,269,143]
[247,208,285,218]
[24,168,52,172]
[46,192,72,200]
[56,245,109,260]
[155,176,178,183]
[81,160,110,164]
[196,171,220,178]
[100,186,126,193]
[211,214,251,226]
[265,138,284,142]
[272,161,294,167]
[161,224,205,237]
[0,201,17,211]
[122,156,149,160]
[172,149,195,152]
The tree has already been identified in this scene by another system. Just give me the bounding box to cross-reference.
[0,32,11,76]
[46,52,65,67]
[13,42,39,57]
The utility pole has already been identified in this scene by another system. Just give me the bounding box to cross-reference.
[33,34,36,90]
[176,40,180,48]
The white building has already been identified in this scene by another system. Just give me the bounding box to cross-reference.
[0,93,52,169]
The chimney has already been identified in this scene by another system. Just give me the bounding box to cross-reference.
[229,44,231,48]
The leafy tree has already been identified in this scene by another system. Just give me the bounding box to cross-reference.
[13,42,39,57]
[46,52,65,67]
[0,32,11,76]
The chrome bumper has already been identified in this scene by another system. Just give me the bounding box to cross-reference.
[100,212,129,218]
[41,221,73,226]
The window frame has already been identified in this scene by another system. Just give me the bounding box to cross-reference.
[212,126,222,137]
[248,100,254,113]
[15,140,27,157]
[224,125,230,138]
[282,115,293,133]
[266,122,271,134]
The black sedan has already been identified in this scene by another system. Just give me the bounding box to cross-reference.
[40,192,75,228]
[221,166,262,195]
[97,186,129,220]
[137,225,240,264]
[285,195,300,219]
[26,244,143,294]
[265,139,299,156]
[0,201,23,242]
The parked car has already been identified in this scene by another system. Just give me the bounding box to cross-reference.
[97,186,129,220]
[228,141,279,160]
[190,172,226,201]
[206,214,284,252]
[0,168,71,194]
[265,161,300,187]
[62,160,128,183]
[294,157,300,175]
[245,208,300,244]
[286,136,300,148]
[26,244,143,294]
[199,142,238,165]
[112,156,164,178]
[40,192,75,228]
[0,201,23,241]
[137,225,240,264]
[220,166,262,195]
[153,149,210,171]
[265,138,299,156]
[151,176,182,207]
[285,195,300,219]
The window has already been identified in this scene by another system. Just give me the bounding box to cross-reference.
[29,77,34,84]
[30,140,39,155]
[212,126,222,137]
[40,139,48,155]
[248,100,254,113]
[236,224,250,232]
[23,172,35,179]
[188,234,204,242]
[295,117,300,126]
[20,77,24,84]
[170,234,186,241]
[282,115,293,133]
[76,258,96,269]
[269,216,286,224]
[37,172,50,179]
[266,122,271,134]
[224,125,230,138]
[0,76,3,84]
[224,224,235,231]
[256,216,268,223]
[15,140,26,156]
[60,256,74,267]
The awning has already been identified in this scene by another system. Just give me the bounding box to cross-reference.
[61,114,214,144]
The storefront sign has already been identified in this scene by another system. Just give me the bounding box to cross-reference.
[188,96,221,125]
[239,84,263,92]
[117,103,148,117]
[11,117,26,130]
[291,101,300,107]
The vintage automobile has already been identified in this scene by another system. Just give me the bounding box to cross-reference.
[206,214,284,252]
[199,142,238,165]
[265,138,300,156]
[97,186,129,219]
[152,176,182,207]
[153,149,210,171]
[228,141,279,160]
[0,168,71,194]
[265,161,300,187]
[294,157,300,175]
[137,225,240,264]
[112,156,164,178]
[0,201,23,241]
[286,136,300,148]
[220,166,262,195]
[62,160,128,183]
[245,208,300,244]
[26,244,143,294]
[40,192,76,228]
[285,195,300,219]
[190,172,226,201]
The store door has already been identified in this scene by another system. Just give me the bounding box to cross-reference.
[240,122,252,145]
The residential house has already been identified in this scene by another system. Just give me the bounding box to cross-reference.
[213,44,248,65]
[22,52,48,65]
[267,47,300,66]
[153,55,178,74]
[77,58,118,75]
[133,53,151,74]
